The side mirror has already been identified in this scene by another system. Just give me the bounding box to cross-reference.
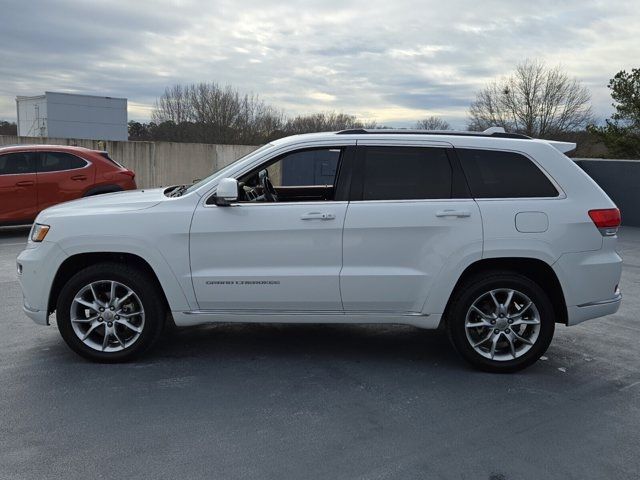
[214,178,238,206]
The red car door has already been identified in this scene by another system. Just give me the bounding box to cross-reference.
[0,151,38,224]
[36,151,95,211]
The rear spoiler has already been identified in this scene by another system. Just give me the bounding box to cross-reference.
[545,140,576,153]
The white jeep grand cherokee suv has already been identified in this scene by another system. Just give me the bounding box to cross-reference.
[17,128,622,372]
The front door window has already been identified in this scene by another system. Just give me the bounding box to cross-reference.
[236,147,342,203]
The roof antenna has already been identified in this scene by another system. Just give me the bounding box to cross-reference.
[483,126,506,134]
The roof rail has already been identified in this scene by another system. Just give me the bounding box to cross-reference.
[335,127,530,140]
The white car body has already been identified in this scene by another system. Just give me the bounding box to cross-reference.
[17,130,622,335]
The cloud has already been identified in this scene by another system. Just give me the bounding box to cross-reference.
[0,0,638,129]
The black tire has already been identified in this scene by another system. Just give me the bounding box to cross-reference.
[447,271,555,373]
[56,262,166,362]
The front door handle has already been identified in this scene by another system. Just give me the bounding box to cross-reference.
[436,209,471,218]
[301,212,336,220]
[15,180,35,187]
[71,175,87,181]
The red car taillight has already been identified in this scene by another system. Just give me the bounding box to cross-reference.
[588,208,621,236]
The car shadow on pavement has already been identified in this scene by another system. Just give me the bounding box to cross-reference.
[39,320,466,372]
[153,323,465,369]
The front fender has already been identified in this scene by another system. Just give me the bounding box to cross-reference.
[56,235,194,312]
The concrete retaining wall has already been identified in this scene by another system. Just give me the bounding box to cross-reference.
[574,159,640,227]
[0,135,258,189]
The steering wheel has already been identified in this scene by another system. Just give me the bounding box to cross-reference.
[259,169,278,202]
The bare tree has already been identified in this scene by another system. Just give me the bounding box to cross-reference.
[152,84,193,124]
[468,60,594,137]
[150,85,383,143]
[284,112,379,134]
[151,82,285,144]
[415,116,450,130]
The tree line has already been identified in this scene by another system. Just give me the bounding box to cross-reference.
[129,108,451,145]
[128,61,638,158]
[0,120,17,135]
[129,83,455,145]
[1,62,638,158]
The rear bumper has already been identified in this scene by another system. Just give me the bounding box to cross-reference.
[553,244,622,326]
[567,292,622,326]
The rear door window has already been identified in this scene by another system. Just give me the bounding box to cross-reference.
[457,149,559,198]
[358,146,452,200]
[0,152,37,175]
[38,152,87,172]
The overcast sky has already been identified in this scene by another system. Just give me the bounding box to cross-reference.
[1,0,638,128]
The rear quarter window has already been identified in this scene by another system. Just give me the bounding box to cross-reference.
[457,149,558,198]
[39,152,87,172]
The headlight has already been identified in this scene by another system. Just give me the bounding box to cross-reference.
[31,223,50,242]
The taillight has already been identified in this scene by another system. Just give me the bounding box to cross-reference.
[588,208,621,236]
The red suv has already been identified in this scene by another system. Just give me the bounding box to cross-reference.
[0,145,136,225]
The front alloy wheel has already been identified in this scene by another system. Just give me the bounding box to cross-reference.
[57,262,165,362]
[70,280,145,352]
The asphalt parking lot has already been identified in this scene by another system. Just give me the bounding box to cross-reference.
[1,227,639,480]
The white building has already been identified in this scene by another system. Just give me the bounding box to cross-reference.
[16,92,128,141]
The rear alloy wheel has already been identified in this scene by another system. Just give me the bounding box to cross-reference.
[448,272,555,372]
[464,288,540,361]
[57,263,165,362]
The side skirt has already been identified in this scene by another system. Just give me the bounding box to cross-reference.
[172,310,442,329]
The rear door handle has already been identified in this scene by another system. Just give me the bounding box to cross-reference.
[301,212,336,220]
[436,209,471,218]
[15,180,35,187]
[71,175,87,181]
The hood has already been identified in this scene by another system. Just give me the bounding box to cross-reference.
[38,188,166,221]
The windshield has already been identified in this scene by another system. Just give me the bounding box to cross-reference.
[183,143,274,195]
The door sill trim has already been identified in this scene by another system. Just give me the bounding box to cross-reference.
[173,310,441,329]
[183,309,427,317]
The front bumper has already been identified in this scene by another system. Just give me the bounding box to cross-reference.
[22,303,49,325]
[16,241,68,326]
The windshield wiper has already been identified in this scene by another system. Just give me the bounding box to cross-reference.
[168,185,189,197]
